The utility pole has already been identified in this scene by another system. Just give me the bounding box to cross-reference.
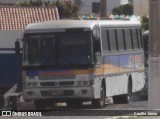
[149,0,160,109]
[100,0,107,19]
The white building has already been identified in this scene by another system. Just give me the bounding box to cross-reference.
[79,0,129,16]
[133,0,149,16]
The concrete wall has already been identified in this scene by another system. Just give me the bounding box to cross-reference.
[133,0,149,16]
[149,0,160,109]
[79,0,129,16]
[0,30,23,50]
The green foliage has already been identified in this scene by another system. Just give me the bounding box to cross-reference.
[48,2,56,7]
[74,0,82,7]
[141,16,149,31]
[15,1,31,7]
[112,4,133,16]
[54,1,79,19]
[141,15,149,31]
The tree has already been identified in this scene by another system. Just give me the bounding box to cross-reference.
[141,15,149,31]
[74,0,82,7]
[50,1,79,18]
[112,4,133,16]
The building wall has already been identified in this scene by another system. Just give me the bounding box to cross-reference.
[78,0,129,16]
[0,30,23,49]
[133,0,149,16]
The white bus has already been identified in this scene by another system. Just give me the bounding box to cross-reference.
[22,20,145,109]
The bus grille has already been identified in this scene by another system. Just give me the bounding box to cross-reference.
[40,81,74,87]
[40,90,74,97]
[40,82,55,86]
[39,75,76,80]
[59,81,74,86]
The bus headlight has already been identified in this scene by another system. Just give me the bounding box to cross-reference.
[76,75,94,86]
[76,81,89,86]
[77,75,88,80]
[76,80,93,86]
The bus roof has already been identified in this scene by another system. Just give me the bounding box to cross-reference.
[25,20,141,31]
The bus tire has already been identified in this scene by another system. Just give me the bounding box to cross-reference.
[12,96,20,111]
[34,100,45,110]
[113,94,129,104]
[92,83,105,108]
[113,79,132,104]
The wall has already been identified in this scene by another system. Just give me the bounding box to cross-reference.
[78,0,129,16]
[149,0,160,109]
[133,0,149,16]
[0,30,23,89]
[0,30,23,50]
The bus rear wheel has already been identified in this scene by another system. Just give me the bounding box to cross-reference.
[113,79,132,104]
[92,84,105,108]
[113,94,129,104]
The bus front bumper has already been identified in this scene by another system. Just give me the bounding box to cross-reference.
[23,86,95,101]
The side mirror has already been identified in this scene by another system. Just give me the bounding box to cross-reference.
[15,40,20,54]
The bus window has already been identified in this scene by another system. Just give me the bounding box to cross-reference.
[117,29,125,50]
[108,29,117,51]
[24,34,56,65]
[101,29,109,52]
[131,29,138,49]
[124,29,132,50]
[139,29,143,48]
[137,29,143,48]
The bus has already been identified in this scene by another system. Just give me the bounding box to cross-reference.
[22,20,145,109]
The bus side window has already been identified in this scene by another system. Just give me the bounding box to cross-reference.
[132,29,138,49]
[136,29,143,48]
[108,29,117,51]
[117,29,125,50]
[101,29,109,52]
[139,29,143,48]
[124,29,132,50]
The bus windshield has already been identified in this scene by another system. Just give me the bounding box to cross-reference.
[23,29,92,66]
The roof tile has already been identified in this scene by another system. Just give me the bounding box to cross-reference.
[0,7,59,30]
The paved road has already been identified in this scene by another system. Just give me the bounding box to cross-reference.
[19,94,149,116]
[2,94,160,119]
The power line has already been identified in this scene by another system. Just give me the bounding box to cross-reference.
[79,0,88,10]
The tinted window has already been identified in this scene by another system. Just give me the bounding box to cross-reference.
[117,29,125,50]
[137,29,142,48]
[132,29,138,49]
[124,29,132,49]
[101,29,109,52]
[108,29,117,51]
